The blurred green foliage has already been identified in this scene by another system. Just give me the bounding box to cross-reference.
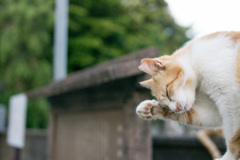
[0,0,53,128]
[0,0,189,128]
[68,0,189,71]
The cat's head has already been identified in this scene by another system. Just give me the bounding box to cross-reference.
[139,56,196,113]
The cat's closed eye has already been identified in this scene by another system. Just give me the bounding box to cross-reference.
[166,87,172,102]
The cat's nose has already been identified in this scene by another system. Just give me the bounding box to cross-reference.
[175,106,180,112]
[175,102,181,112]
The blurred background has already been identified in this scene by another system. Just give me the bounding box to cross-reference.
[0,0,188,130]
[0,0,239,159]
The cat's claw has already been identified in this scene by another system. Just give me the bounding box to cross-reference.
[136,99,159,120]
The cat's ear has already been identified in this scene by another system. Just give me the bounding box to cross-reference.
[139,58,163,75]
[139,79,153,89]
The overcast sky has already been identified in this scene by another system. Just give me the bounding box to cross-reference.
[166,0,240,38]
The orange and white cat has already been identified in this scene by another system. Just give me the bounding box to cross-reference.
[136,31,240,160]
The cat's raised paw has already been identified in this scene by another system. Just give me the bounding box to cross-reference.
[136,100,159,120]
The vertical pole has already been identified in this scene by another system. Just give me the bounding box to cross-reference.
[53,0,69,81]
[0,104,6,132]
[15,148,21,160]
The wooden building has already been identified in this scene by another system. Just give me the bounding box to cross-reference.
[27,47,159,160]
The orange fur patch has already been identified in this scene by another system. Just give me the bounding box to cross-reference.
[185,108,201,125]
[157,55,172,61]
[186,110,193,124]
[236,46,240,93]
[203,32,223,40]
[167,108,201,126]
[230,128,240,159]
[203,31,240,43]
[151,56,184,102]
[166,68,183,96]
[173,31,240,58]
[185,78,194,90]
[140,79,153,89]
[173,42,192,57]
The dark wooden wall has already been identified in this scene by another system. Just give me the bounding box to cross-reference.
[153,136,226,160]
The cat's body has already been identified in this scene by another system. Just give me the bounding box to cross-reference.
[136,31,240,160]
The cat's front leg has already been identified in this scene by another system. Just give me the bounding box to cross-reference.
[136,96,221,127]
[215,102,240,160]
[136,99,171,120]
[136,99,196,123]
[218,119,240,160]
